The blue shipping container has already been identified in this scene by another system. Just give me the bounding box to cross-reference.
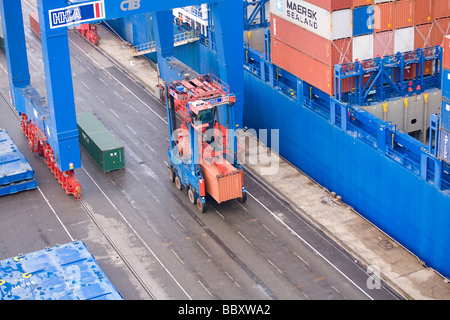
[0,241,123,300]
[353,6,375,37]
[442,68,450,101]
[0,129,35,186]
[439,128,450,163]
[442,98,450,131]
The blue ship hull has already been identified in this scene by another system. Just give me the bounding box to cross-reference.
[104,16,450,278]
[244,72,450,278]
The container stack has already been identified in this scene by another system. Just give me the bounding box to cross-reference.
[270,0,450,96]
[439,34,450,163]
[0,129,37,196]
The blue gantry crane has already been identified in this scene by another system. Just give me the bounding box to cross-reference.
[0,0,243,199]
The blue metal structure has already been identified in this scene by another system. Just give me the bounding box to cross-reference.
[244,0,269,30]
[0,241,122,300]
[335,46,443,106]
[0,0,243,198]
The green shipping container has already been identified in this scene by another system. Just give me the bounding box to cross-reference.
[77,112,125,172]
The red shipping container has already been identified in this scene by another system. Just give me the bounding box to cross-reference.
[434,0,450,20]
[374,31,394,57]
[415,0,434,26]
[352,0,373,8]
[306,0,352,11]
[271,39,355,96]
[394,0,414,29]
[444,35,450,70]
[374,2,394,32]
[414,23,433,49]
[29,12,40,38]
[270,14,352,66]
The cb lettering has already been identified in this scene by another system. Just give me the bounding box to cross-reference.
[121,0,140,11]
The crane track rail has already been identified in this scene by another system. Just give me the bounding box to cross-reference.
[0,87,156,300]
[78,200,157,300]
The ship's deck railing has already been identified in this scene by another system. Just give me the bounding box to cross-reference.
[244,42,449,193]
[335,45,442,106]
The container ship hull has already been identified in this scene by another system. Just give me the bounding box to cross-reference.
[103,5,450,278]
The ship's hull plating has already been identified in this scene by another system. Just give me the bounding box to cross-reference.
[244,72,450,278]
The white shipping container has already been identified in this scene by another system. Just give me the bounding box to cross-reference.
[270,0,352,41]
[332,9,353,40]
[374,0,393,3]
[394,27,414,54]
[353,34,374,61]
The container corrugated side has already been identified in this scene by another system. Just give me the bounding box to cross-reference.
[270,14,352,66]
[431,17,450,46]
[442,69,450,101]
[373,30,394,57]
[29,12,40,38]
[353,0,374,7]
[444,35,450,70]
[331,9,353,40]
[200,160,242,204]
[434,0,450,20]
[77,112,125,173]
[271,38,355,95]
[352,33,374,61]
[394,27,414,54]
[394,0,414,29]
[304,0,352,11]
[414,23,433,49]
[374,2,394,32]
[415,0,434,25]
[271,39,333,95]
[441,98,450,131]
[353,5,375,36]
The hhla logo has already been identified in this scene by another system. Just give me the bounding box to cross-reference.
[276,0,283,13]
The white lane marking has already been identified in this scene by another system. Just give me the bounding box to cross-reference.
[196,241,211,257]
[170,214,185,229]
[171,249,185,265]
[246,191,374,300]
[262,224,276,237]
[81,81,89,89]
[126,125,136,135]
[225,271,241,288]
[82,166,192,300]
[68,38,167,124]
[96,95,104,104]
[197,279,213,297]
[267,259,283,275]
[110,109,119,118]
[237,231,253,247]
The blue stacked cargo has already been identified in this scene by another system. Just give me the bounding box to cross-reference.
[0,241,122,300]
[0,129,37,196]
